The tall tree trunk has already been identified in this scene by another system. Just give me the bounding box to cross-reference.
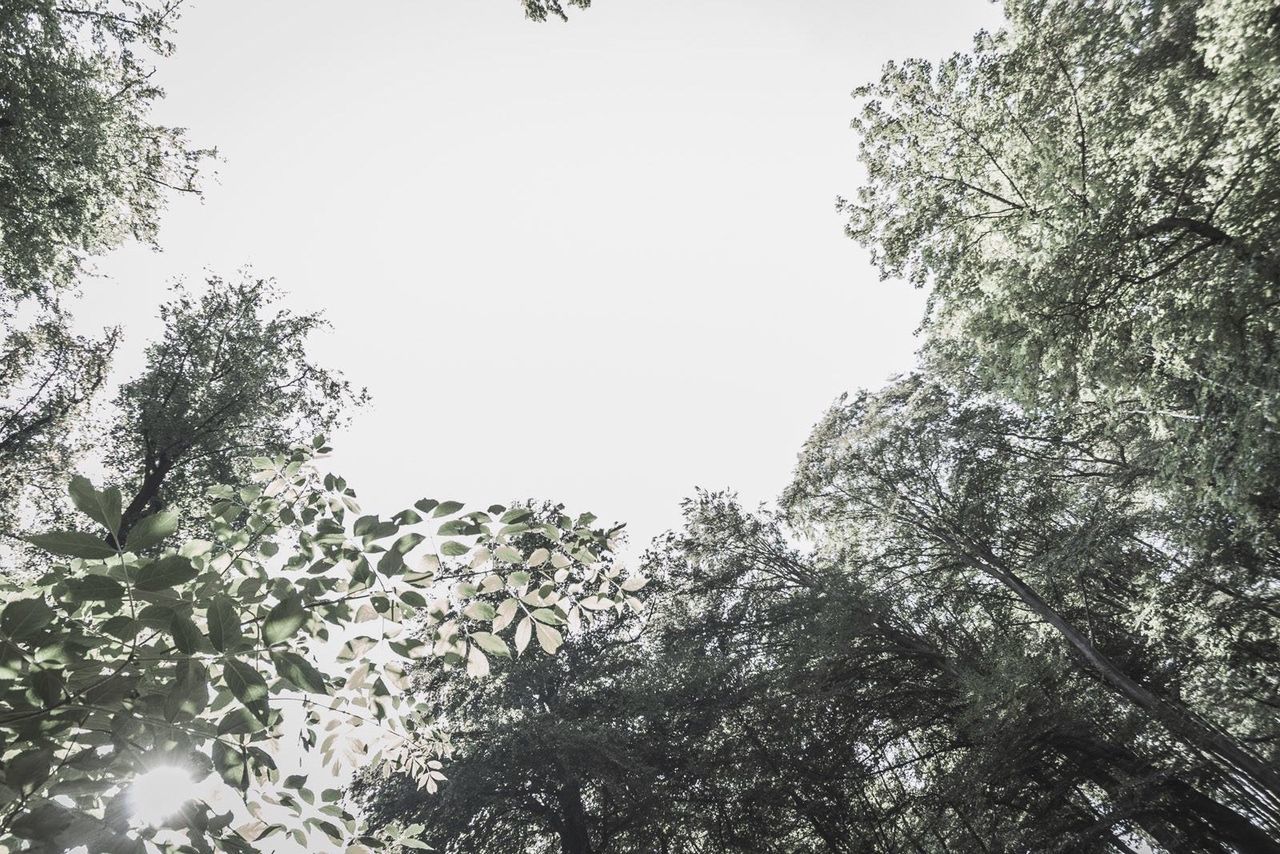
[960,544,1280,835]
[869,593,1280,849]
[1054,727,1280,852]
[555,770,594,854]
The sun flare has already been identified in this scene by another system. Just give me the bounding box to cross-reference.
[128,766,197,827]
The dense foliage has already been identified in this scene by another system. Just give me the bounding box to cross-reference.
[106,275,367,543]
[0,454,640,851]
[0,0,208,310]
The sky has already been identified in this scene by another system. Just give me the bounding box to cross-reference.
[80,0,1008,553]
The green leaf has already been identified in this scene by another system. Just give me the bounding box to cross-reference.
[2,598,53,640]
[170,613,208,655]
[223,657,271,725]
[207,595,243,652]
[471,631,510,659]
[166,660,210,720]
[69,476,122,539]
[216,706,266,736]
[376,549,405,576]
[136,604,175,629]
[530,607,566,626]
[392,508,423,525]
[263,594,306,645]
[101,615,138,641]
[514,616,532,655]
[432,500,464,517]
[462,601,496,621]
[212,741,249,790]
[30,669,63,706]
[399,589,427,608]
[494,545,522,564]
[534,621,563,654]
[271,651,328,694]
[466,644,490,677]
[6,749,52,794]
[25,531,116,560]
[135,554,198,591]
[389,533,426,555]
[437,519,480,536]
[66,574,125,601]
[126,510,179,551]
[440,540,469,557]
[493,597,519,632]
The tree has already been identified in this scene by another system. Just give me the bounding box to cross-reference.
[0,323,117,534]
[0,0,593,557]
[1,0,210,561]
[105,274,365,545]
[785,368,1280,841]
[656,493,1280,852]
[358,490,1280,853]
[0,0,586,543]
[0,449,645,852]
[835,0,1280,842]
[351,505,661,854]
[353,613,665,854]
[0,0,210,311]
[1,274,361,578]
[843,0,1280,550]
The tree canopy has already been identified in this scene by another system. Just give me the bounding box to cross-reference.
[0,0,209,310]
[0,456,641,851]
[106,275,366,544]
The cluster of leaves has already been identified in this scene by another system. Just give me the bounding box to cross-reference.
[352,505,654,852]
[0,0,212,309]
[521,0,591,23]
[0,441,644,852]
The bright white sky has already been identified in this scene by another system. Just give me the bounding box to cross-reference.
[81,0,1006,552]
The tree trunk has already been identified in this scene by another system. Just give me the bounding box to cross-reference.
[963,546,1280,835]
[556,772,594,854]
[117,453,173,546]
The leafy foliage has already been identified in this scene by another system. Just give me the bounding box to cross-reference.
[843,0,1280,545]
[522,0,591,23]
[0,0,212,309]
[0,446,642,851]
[352,505,655,853]
[106,275,367,544]
[0,323,117,532]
